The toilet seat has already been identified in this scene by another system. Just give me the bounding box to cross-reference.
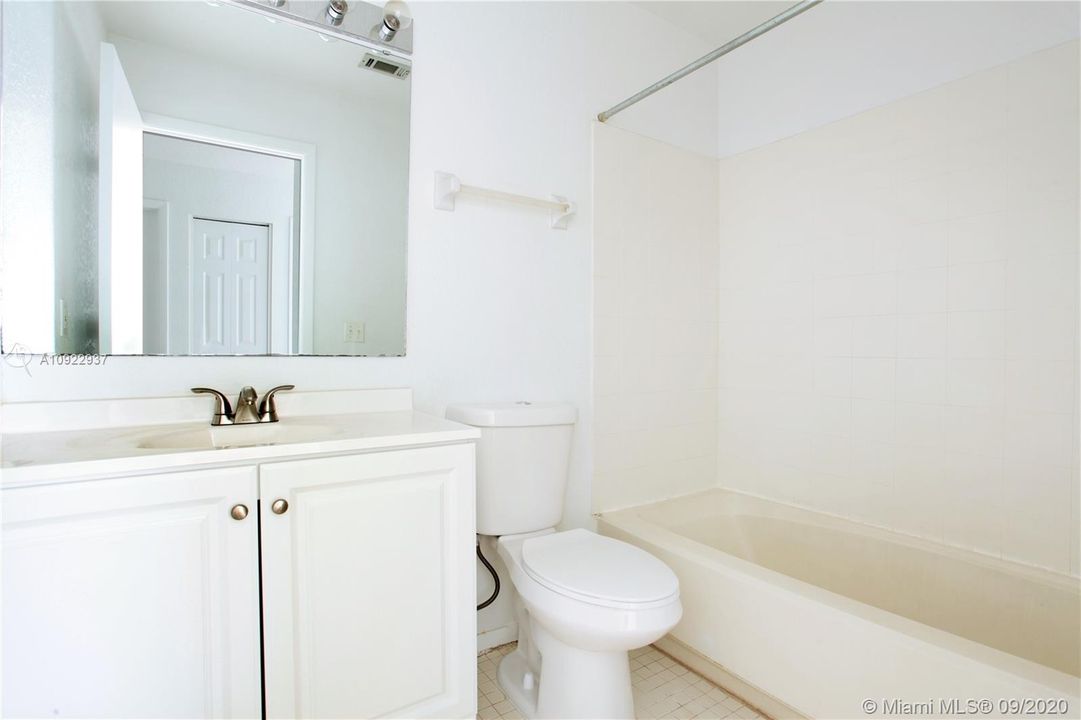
[521,529,679,609]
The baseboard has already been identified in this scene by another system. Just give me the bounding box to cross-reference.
[653,635,808,720]
[477,623,517,654]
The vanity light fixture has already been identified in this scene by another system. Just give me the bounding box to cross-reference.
[376,0,412,42]
[221,0,413,55]
[325,0,347,27]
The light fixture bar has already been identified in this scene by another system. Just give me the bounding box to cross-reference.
[221,0,413,63]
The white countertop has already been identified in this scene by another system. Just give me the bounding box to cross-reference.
[1,390,480,487]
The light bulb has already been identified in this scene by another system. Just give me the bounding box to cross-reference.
[377,0,412,41]
[325,0,347,27]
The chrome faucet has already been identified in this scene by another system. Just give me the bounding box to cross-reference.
[191,385,295,426]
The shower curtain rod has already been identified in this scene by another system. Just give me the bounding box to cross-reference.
[597,0,824,123]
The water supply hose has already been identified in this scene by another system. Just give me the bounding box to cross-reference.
[476,543,500,611]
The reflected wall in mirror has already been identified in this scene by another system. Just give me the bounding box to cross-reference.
[1,0,411,356]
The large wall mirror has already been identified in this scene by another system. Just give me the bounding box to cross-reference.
[1,0,411,356]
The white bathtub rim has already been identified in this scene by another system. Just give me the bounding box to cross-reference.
[598,508,1080,700]
[607,487,1078,592]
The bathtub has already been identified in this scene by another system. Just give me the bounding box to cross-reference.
[598,489,1080,719]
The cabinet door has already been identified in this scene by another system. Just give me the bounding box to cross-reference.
[2,467,262,719]
[260,445,476,719]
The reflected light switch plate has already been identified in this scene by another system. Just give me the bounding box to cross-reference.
[343,321,366,343]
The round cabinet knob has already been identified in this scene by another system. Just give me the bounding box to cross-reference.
[230,504,249,521]
[271,498,289,515]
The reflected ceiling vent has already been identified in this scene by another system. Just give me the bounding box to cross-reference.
[360,52,411,79]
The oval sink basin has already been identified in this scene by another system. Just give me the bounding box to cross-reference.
[139,423,339,450]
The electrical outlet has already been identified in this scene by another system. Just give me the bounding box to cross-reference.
[343,320,366,343]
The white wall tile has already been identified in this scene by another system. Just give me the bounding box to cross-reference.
[1005,305,1076,360]
[852,316,897,357]
[849,273,898,316]
[947,358,1004,408]
[1002,411,1075,466]
[896,358,947,404]
[948,310,1005,358]
[851,398,894,443]
[594,124,719,512]
[852,358,895,400]
[1006,255,1079,309]
[948,261,1006,311]
[948,212,1008,264]
[815,357,852,397]
[895,221,949,270]
[945,405,1005,456]
[898,267,948,313]
[715,42,1079,574]
[815,317,853,357]
[1001,460,1072,571]
[897,313,948,358]
[1005,359,1075,413]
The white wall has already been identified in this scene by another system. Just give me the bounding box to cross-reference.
[592,123,719,513]
[715,41,1080,576]
[0,1,719,645]
[711,1,1081,157]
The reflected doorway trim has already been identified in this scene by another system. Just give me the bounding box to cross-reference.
[141,112,316,354]
[142,198,171,353]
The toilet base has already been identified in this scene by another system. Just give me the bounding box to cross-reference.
[498,623,635,720]
[497,648,539,718]
[531,622,634,719]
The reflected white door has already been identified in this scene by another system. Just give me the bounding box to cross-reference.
[98,42,143,354]
[191,218,270,355]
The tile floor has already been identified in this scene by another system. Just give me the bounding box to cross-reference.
[477,643,766,720]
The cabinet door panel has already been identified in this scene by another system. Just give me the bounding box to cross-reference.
[2,468,261,719]
[261,445,475,719]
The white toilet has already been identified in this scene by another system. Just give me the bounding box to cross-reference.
[447,402,682,720]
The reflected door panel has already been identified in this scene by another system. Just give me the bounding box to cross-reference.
[190,219,269,355]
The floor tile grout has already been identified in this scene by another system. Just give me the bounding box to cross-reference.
[477,643,766,720]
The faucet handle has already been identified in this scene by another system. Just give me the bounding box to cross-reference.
[191,387,234,426]
[258,385,295,423]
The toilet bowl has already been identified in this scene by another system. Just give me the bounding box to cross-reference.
[488,529,682,719]
[446,401,681,719]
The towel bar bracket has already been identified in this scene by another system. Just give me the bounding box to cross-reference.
[433,171,576,230]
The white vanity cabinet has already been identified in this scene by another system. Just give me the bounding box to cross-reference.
[2,466,263,719]
[259,444,476,719]
[2,432,477,720]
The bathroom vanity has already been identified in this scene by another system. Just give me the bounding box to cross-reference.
[1,389,478,719]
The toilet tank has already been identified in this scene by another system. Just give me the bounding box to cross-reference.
[446,402,577,536]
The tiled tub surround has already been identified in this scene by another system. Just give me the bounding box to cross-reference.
[600,490,1080,719]
[593,123,721,513]
[714,40,1080,575]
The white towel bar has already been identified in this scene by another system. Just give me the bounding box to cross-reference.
[433,171,575,230]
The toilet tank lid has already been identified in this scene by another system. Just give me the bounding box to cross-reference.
[446,401,577,427]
